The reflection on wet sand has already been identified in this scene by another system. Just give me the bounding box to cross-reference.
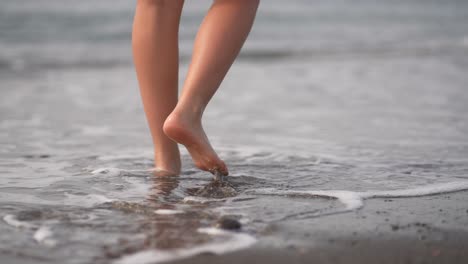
[145,174,209,249]
[103,173,236,258]
[148,173,181,201]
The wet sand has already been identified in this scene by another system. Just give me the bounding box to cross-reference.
[171,236,468,264]
[169,191,468,264]
[2,187,467,264]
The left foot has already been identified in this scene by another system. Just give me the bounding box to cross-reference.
[163,111,228,176]
[153,141,181,175]
[151,168,179,177]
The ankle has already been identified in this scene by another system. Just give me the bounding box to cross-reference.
[172,99,205,121]
[153,145,181,175]
[153,157,181,175]
[166,107,202,127]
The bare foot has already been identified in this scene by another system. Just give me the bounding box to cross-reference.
[151,168,179,177]
[149,173,179,198]
[163,111,228,176]
[153,144,181,176]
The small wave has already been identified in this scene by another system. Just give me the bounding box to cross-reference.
[113,228,256,264]
[0,57,130,72]
[4,215,57,247]
[363,181,468,199]
[91,168,125,177]
[3,214,37,229]
[238,41,468,62]
[183,196,228,204]
[250,181,468,215]
[33,226,57,247]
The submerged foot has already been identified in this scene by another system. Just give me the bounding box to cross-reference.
[152,143,181,176]
[151,168,179,177]
[163,112,228,176]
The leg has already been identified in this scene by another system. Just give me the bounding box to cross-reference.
[132,0,185,175]
[164,0,260,176]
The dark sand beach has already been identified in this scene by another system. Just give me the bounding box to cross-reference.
[157,191,468,264]
[6,191,466,264]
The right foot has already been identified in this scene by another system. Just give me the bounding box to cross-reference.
[163,111,228,176]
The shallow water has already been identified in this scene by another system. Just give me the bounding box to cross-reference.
[1,0,468,263]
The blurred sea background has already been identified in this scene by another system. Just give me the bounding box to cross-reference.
[1,0,468,263]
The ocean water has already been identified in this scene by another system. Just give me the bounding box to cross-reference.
[1,0,468,263]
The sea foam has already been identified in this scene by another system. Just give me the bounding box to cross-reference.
[3,214,37,229]
[33,226,57,247]
[154,209,184,215]
[113,227,256,264]
[250,181,468,211]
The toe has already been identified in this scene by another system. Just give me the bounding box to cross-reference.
[220,161,229,176]
[211,160,228,176]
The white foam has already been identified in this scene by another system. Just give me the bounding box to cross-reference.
[363,181,468,199]
[113,228,256,264]
[3,214,37,229]
[91,168,125,177]
[318,190,363,210]
[4,215,57,246]
[197,227,233,236]
[183,196,227,204]
[154,209,183,215]
[251,181,468,212]
[33,226,57,247]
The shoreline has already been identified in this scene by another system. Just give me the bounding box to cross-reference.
[170,231,468,264]
[144,190,468,264]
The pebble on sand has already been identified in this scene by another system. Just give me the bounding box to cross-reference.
[216,216,242,231]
